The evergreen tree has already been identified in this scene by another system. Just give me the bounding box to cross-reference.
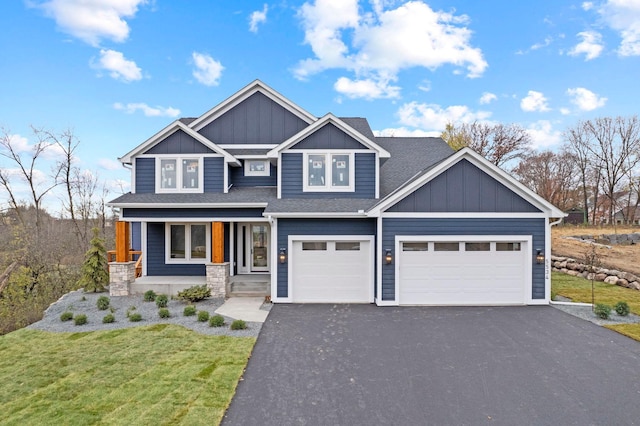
[78,228,108,292]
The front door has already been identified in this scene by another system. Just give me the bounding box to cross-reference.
[251,224,269,272]
[237,223,270,273]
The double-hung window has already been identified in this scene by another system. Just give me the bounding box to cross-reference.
[166,223,210,263]
[156,157,203,192]
[303,152,354,192]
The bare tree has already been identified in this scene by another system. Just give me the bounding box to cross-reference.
[563,121,594,223]
[441,121,532,168]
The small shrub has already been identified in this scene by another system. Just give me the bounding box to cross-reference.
[129,313,142,322]
[230,319,247,330]
[74,314,88,326]
[155,294,169,308]
[96,295,110,310]
[177,285,211,303]
[197,310,210,322]
[126,306,136,318]
[158,308,171,319]
[615,301,630,317]
[60,311,73,322]
[143,290,157,302]
[209,315,225,327]
[81,296,87,302]
[594,303,612,320]
[183,305,197,316]
[102,313,115,323]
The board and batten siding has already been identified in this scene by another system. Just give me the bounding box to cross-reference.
[280,152,376,198]
[381,218,546,301]
[277,218,376,298]
[131,222,141,251]
[144,130,215,155]
[135,158,155,194]
[198,92,308,145]
[121,208,265,219]
[291,123,367,150]
[388,159,540,213]
[229,162,277,187]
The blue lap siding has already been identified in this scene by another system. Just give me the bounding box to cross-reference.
[230,162,277,187]
[276,218,376,298]
[121,208,265,219]
[381,218,546,301]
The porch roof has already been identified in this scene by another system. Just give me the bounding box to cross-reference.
[107,186,277,207]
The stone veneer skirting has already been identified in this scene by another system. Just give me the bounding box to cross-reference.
[552,255,640,291]
[108,261,136,296]
[206,263,229,298]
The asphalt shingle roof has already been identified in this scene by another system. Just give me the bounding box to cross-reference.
[109,187,277,205]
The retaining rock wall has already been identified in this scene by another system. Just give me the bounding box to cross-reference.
[552,255,640,291]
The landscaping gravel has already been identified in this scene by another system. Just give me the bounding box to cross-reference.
[551,300,640,326]
[28,290,267,337]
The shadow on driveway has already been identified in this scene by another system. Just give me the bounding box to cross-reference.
[223,304,640,426]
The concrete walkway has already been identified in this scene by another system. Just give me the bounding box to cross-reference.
[215,297,269,323]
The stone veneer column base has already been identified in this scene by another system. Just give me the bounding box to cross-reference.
[206,263,229,298]
[108,261,136,296]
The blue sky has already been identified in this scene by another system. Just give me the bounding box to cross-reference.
[1,0,640,211]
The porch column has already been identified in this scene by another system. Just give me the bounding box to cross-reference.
[109,221,134,296]
[212,221,224,263]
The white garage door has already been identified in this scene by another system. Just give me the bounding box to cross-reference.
[291,238,372,303]
[398,239,528,305]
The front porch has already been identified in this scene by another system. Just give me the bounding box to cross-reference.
[127,274,271,298]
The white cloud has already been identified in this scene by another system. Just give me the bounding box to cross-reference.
[2,133,66,160]
[191,52,224,86]
[397,101,492,132]
[582,2,594,11]
[92,49,142,82]
[98,158,122,170]
[530,36,553,51]
[113,102,180,117]
[560,107,571,115]
[520,90,550,112]
[249,4,268,33]
[334,76,400,99]
[567,87,607,111]
[597,0,640,56]
[294,0,487,98]
[479,92,497,104]
[373,127,441,137]
[418,80,431,92]
[35,0,147,46]
[569,31,604,60]
[527,120,562,150]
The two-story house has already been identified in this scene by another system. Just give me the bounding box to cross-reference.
[107,80,564,306]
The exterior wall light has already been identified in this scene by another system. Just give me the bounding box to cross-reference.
[536,249,545,264]
[385,249,393,265]
[279,248,287,264]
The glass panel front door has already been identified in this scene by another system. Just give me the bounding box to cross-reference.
[251,224,269,272]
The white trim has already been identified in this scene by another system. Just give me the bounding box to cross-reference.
[381,212,549,219]
[287,235,375,304]
[155,156,204,194]
[369,148,566,217]
[118,121,240,166]
[374,152,380,199]
[229,221,235,277]
[264,212,368,218]
[141,221,147,276]
[219,144,278,149]
[120,216,269,223]
[267,113,390,159]
[165,222,211,264]
[302,152,355,193]
[277,153,282,199]
[189,80,317,131]
[376,215,383,306]
[394,235,533,305]
[244,160,271,176]
[286,148,374,154]
[131,160,136,194]
[270,217,279,302]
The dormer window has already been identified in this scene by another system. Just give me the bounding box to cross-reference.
[156,157,203,193]
[303,152,354,192]
[244,160,270,176]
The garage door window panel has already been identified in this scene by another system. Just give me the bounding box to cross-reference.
[465,242,490,251]
[434,242,459,251]
[496,242,521,251]
[302,242,327,251]
[336,242,360,251]
[402,242,428,251]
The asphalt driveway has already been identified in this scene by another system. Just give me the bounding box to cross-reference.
[222,305,640,426]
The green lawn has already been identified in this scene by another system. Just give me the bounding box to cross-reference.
[0,324,255,425]
[552,271,640,341]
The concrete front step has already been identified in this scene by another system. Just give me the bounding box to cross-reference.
[230,281,270,297]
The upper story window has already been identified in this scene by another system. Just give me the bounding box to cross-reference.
[303,152,354,192]
[244,160,270,177]
[156,157,203,193]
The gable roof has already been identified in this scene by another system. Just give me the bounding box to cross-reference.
[118,120,240,166]
[189,80,317,131]
[369,147,566,217]
[266,113,391,158]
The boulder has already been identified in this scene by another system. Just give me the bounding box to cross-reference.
[566,270,580,276]
[630,282,640,290]
[604,276,619,285]
[594,273,608,282]
[617,278,630,288]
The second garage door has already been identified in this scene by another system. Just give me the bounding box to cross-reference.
[398,239,529,305]
[290,238,373,303]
